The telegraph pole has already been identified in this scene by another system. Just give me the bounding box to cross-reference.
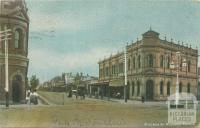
[124,46,127,103]
[0,25,12,108]
[175,52,180,106]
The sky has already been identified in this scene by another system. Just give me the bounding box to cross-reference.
[26,0,200,82]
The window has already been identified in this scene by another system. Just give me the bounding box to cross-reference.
[179,82,182,93]
[15,31,20,48]
[138,55,141,68]
[119,63,124,73]
[99,68,103,77]
[188,60,191,72]
[14,29,21,48]
[148,54,153,67]
[115,64,118,74]
[23,33,26,51]
[105,67,109,76]
[160,55,164,68]
[128,58,131,70]
[167,81,170,95]
[132,81,135,96]
[180,58,182,71]
[133,56,135,69]
[112,65,115,75]
[167,56,170,68]
[137,81,140,96]
[160,81,163,95]
[187,83,191,93]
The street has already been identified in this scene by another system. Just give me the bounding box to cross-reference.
[0,91,199,128]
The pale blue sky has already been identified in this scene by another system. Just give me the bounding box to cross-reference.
[26,0,200,82]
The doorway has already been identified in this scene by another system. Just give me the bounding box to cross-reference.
[146,80,154,101]
[12,75,22,103]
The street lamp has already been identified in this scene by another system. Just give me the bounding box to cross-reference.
[170,51,187,107]
[0,25,12,108]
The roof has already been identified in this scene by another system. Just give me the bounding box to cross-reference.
[0,0,29,21]
[142,29,159,38]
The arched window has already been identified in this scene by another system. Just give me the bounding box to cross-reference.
[167,81,170,95]
[111,65,115,75]
[167,56,170,68]
[105,67,109,76]
[137,81,140,96]
[179,82,182,93]
[14,29,22,49]
[180,58,182,71]
[119,63,124,73]
[187,83,191,93]
[14,30,20,48]
[160,81,163,95]
[128,58,131,70]
[188,60,191,72]
[160,55,164,68]
[133,56,135,69]
[148,54,153,67]
[138,55,141,68]
[132,81,135,96]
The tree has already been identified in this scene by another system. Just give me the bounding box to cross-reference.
[30,75,39,90]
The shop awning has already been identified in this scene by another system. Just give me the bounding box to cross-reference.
[89,81,109,86]
[109,79,124,87]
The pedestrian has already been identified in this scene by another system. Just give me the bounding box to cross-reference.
[30,89,38,105]
[26,90,31,104]
[68,89,72,97]
[116,92,120,99]
[141,96,145,103]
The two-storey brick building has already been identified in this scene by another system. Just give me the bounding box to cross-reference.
[0,0,29,103]
[90,29,198,101]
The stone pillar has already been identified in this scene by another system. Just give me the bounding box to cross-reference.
[97,86,101,99]
[89,85,92,97]
[100,85,103,100]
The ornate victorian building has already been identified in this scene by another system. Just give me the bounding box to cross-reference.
[0,0,29,103]
[90,29,198,101]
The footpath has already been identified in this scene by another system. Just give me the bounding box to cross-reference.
[87,97,167,107]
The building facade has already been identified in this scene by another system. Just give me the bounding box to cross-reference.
[0,0,29,103]
[92,29,198,101]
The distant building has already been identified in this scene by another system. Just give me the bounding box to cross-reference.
[40,73,98,94]
[82,75,98,95]
[90,29,198,101]
[0,0,29,103]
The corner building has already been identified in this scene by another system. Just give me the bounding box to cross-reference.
[0,0,29,103]
[96,29,198,101]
